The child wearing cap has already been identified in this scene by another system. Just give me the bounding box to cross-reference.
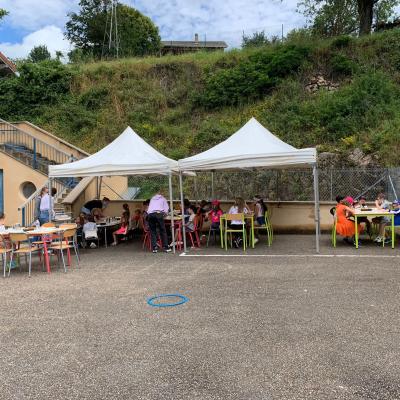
[208,200,223,230]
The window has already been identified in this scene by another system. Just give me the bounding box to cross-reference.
[20,181,37,199]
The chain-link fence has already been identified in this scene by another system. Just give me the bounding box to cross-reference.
[99,168,400,202]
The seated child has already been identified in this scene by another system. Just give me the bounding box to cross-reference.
[0,212,5,232]
[141,200,150,231]
[208,200,223,229]
[373,193,391,243]
[171,205,197,247]
[336,197,362,245]
[228,197,250,248]
[253,195,267,226]
[111,203,130,246]
[83,216,98,248]
[131,209,141,230]
[354,196,371,236]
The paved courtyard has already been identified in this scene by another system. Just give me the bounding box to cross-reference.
[1,235,400,399]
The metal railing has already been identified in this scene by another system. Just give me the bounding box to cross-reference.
[0,118,76,174]
[19,179,70,226]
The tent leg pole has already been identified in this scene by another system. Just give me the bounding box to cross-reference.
[313,164,320,254]
[98,176,103,198]
[179,172,187,253]
[168,173,176,254]
[49,178,53,222]
[211,171,214,199]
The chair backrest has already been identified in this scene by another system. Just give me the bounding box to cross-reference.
[60,223,78,229]
[193,215,202,231]
[62,228,77,239]
[42,222,56,228]
[224,213,245,222]
[9,232,29,243]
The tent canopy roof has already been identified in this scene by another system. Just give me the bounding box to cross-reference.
[178,117,316,171]
[49,127,179,178]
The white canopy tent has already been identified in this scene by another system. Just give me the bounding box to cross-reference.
[49,126,180,251]
[178,117,320,252]
[49,126,180,177]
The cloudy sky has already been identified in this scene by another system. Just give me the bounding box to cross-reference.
[2,0,400,59]
[0,0,307,58]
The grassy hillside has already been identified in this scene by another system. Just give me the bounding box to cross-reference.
[2,29,400,166]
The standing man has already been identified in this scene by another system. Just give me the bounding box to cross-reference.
[148,189,171,253]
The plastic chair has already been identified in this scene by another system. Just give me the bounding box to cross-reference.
[207,223,221,247]
[49,227,79,271]
[224,214,246,251]
[142,220,162,251]
[186,216,201,248]
[8,232,42,277]
[253,210,273,246]
[330,207,337,247]
[1,241,11,278]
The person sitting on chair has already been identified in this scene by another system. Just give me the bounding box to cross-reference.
[83,216,98,248]
[111,203,130,246]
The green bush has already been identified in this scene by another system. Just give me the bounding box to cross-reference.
[197,45,309,108]
[0,60,73,119]
[331,54,357,76]
[331,35,353,49]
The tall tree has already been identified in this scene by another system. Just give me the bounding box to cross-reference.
[65,0,161,58]
[28,45,52,63]
[298,0,400,36]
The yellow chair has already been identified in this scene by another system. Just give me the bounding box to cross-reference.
[224,214,247,251]
[49,227,80,271]
[1,242,11,278]
[8,232,41,277]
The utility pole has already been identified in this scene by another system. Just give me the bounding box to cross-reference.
[102,0,120,59]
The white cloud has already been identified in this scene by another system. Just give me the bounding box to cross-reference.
[0,25,71,59]
[1,0,79,31]
[129,0,305,47]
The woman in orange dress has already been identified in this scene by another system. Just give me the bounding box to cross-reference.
[336,199,362,243]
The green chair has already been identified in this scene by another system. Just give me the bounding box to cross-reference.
[253,210,273,246]
[224,214,247,251]
[330,207,337,248]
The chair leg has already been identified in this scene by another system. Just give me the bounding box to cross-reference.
[60,249,67,273]
[28,252,32,277]
[206,227,211,247]
[3,254,6,278]
[8,251,14,277]
[74,245,80,267]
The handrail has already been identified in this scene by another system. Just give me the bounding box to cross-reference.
[0,119,78,171]
[18,179,70,226]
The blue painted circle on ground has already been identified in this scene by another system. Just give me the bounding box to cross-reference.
[147,294,189,308]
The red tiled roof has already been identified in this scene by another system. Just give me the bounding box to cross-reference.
[0,51,17,75]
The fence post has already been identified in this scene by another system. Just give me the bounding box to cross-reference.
[21,207,25,226]
[330,168,333,201]
[33,138,37,169]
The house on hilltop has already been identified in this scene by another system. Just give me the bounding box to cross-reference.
[161,34,228,56]
[0,51,18,78]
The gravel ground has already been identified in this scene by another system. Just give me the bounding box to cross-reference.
[1,235,400,400]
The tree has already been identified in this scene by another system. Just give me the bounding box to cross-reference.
[65,0,161,58]
[28,45,51,63]
[0,8,8,21]
[298,0,400,36]
[242,31,271,48]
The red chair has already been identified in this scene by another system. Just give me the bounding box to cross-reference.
[186,216,201,248]
[142,219,162,251]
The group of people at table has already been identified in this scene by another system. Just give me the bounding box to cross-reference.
[334,193,400,246]
[73,190,269,252]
